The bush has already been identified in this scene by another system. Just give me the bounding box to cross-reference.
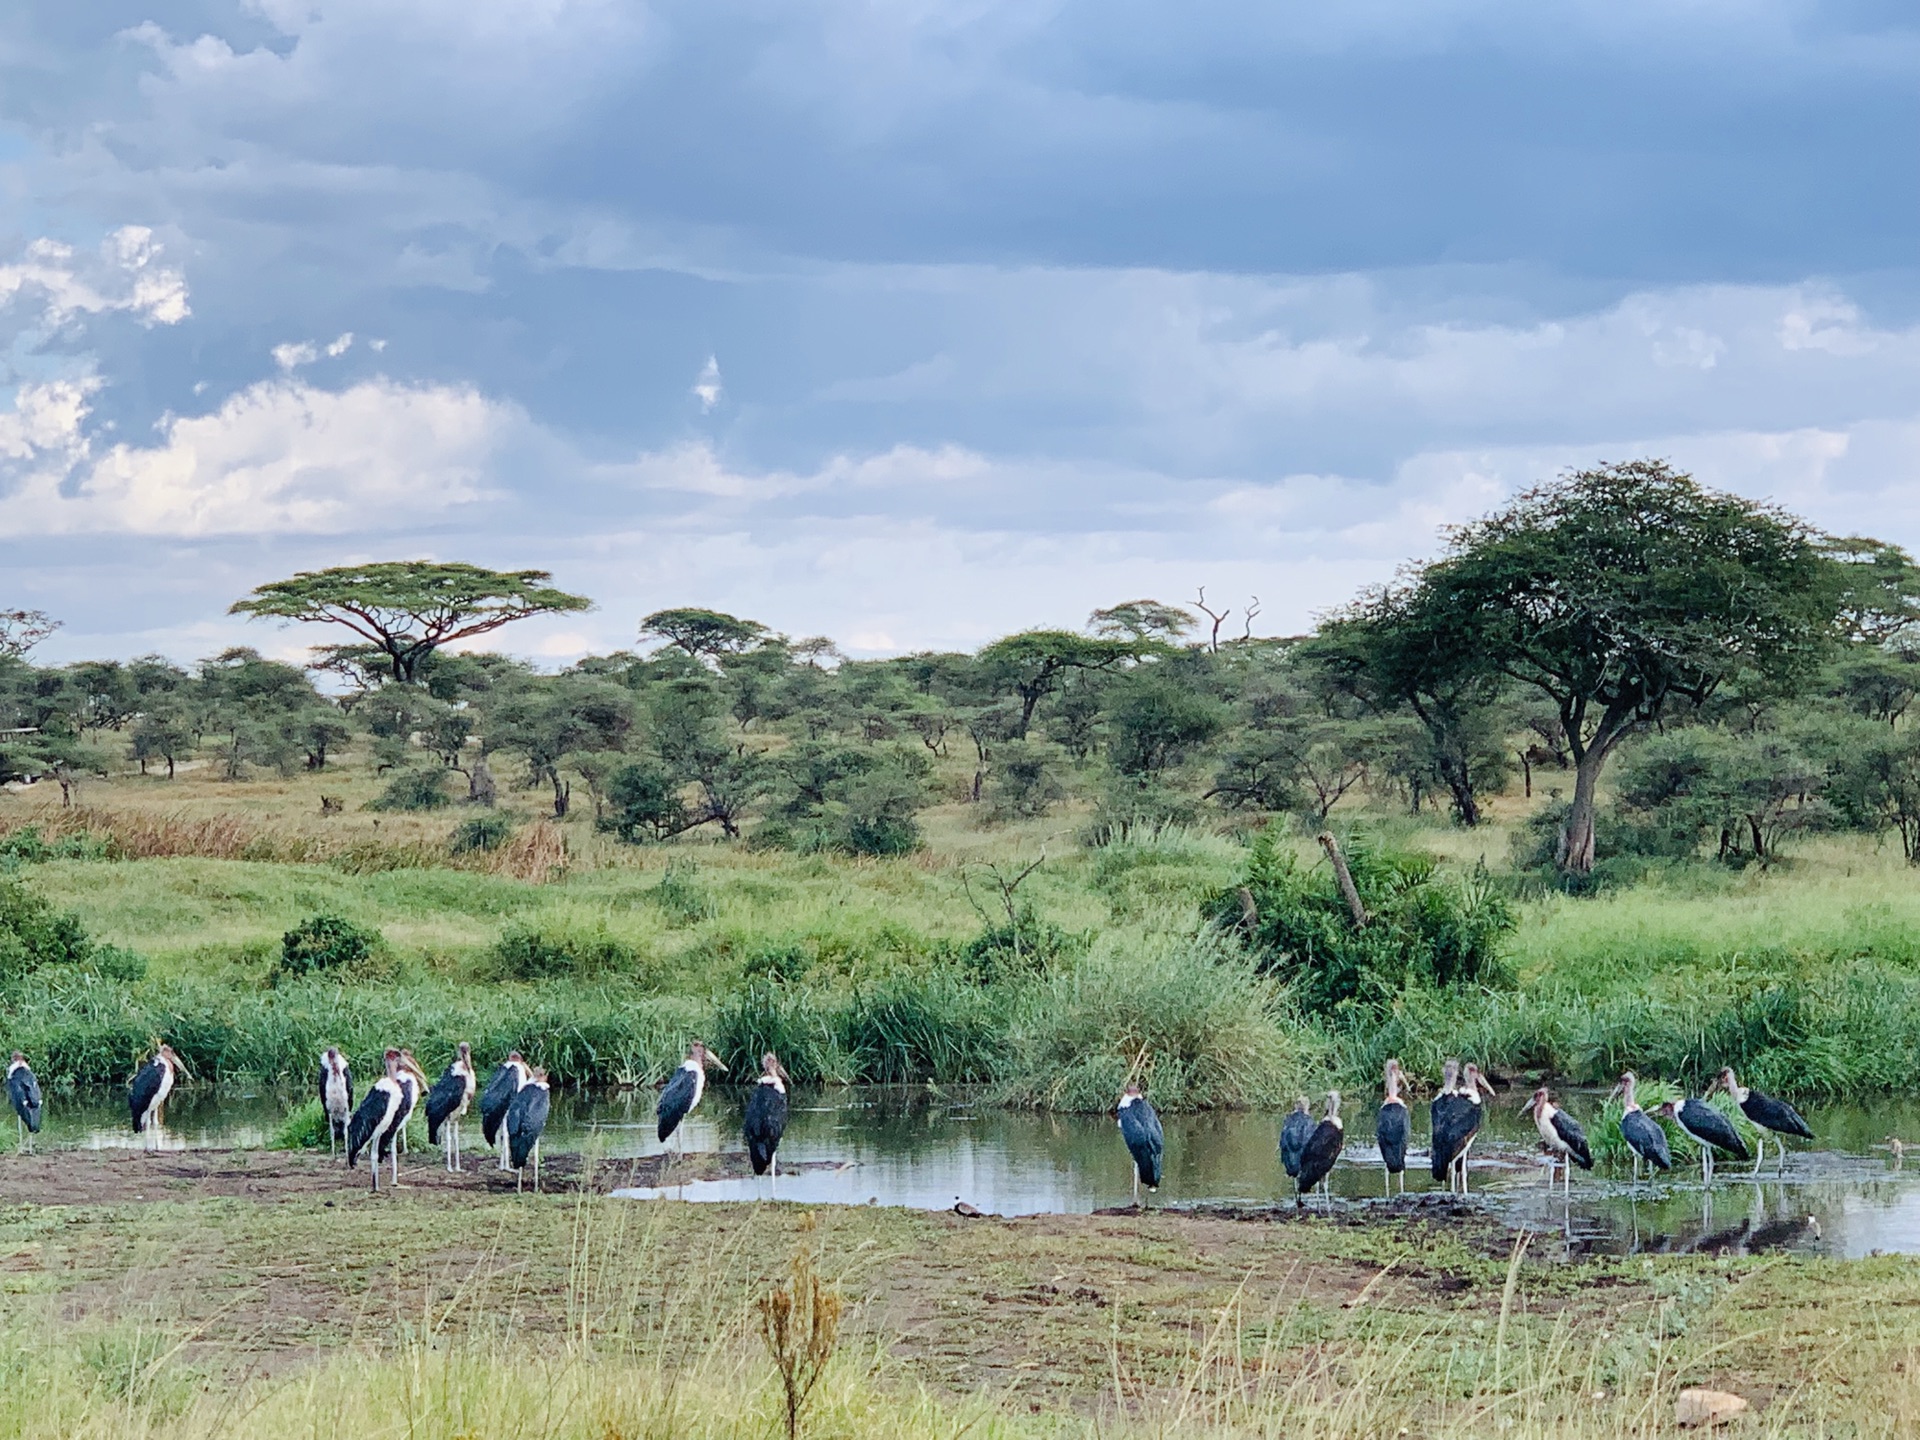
[449,813,515,854]
[986,741,1068,821]
[959,902,1086,982]
[277,914,383,980]
[1215,825,1515,1015]
[1081,776,1198,847]
[650,861,716,926]
[368,767,453,812]
[489,922,645,981]
[0,825,116,864]
[0,877,97,983]
[601,761,689,842]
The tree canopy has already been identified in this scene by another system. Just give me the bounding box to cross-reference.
[230,562,591,683]
[640,608,768,661]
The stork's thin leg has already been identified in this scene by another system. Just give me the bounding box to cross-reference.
[1751,1136,1764,1177]
[533,1141,541,1193]
[1131,1170,1139,1207]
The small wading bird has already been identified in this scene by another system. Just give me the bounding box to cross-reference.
[346,1049,408,1192]
[1117,1081,1164,1206]
[1655,1096,1750,1186]
[129,1044,181,1147]
[1711,1067,1814,1174]
[480,1051,530,1171]
[1611,1072,1671,1185]
[1376,1059,1409,1197]
[1522,1086,1592,1194]
[8,1052,42,1153]
[318,1047,352,1156]
[743,1052,790,1186]
[1280,1096,1314,1184]
[505,1066,551,1192]
[657,1040,727,1153]
[425,1041,477,1172]
[1296,1091,1344,1206]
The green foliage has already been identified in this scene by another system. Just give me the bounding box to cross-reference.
[1104,672,1225,777]
[601,759,691,842]
[0,877,96,983]
[277,913,383,980]
[0,825,116,864]
[1220,825,1515,1014]
[271,1095,330,1150]
[650,861,716,926]
[368,767,453,811]
[489,921,647,981]
[449,813,515,853]
[959,903,1085,982]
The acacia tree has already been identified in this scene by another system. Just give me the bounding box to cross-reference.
[231,562,591,683]
[978,630,1150,738]
[1421,461,1839,874]
[641,608,767,662]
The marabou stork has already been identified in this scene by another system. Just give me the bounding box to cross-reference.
[656,1040,727,1151]
[1295,1091,1344,1205]
[7,1052,42,1152]
[743,1052,790,1184]
[1117,1082,1164,1206]
[1376,1059,1409,1196]
[394,1050,428,1159]
[318,1047,352,1156]
[129,1044,181,1146]
[1279,1096,1314,1182]
[1654,1096,1750,1186]
[1521,1086,1592,1194]
[504,1066,552,1192]
[346,1049,408,1192]
[1611,1072,1671,1184]
[480,1051,531,1171]
[1431,1061,1495,1193]
[424,1041,478,1172]
[1710,1067,1813,1174]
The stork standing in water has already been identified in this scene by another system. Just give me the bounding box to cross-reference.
[1431,1061,1495,1193]
[656,1041,727,1154]
[1655,1096,1750,1186]
[1295,1092,1344,1206]
[1522,1086,1592,1194]
[129,1044,181,1148]
[1710,1067,1814,1174]
[318,1048,352,1157]
[425,1042,478,1172]
[1280,1096,1314,1185]
[346,1049,409,1192]
[8,1052,42,1153]
[505,1066,552,1192]
[1117,1082,1164,1206]
[480,1052,530,1171]
[1375,1060,1409,1197]
[1428,1060,1464,1187]
[743,1052,790,1190]
[1611,1072,1671,1185]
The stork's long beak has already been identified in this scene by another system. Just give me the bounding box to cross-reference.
[1703,1074,1721,1096]
[1606,1081,1624,1103]
[707,1053,729,1072]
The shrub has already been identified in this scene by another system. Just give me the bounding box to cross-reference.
[986,741,1068,821]
[489,922,645,981]
[1215,824,1515,1015]
[0,877,96,983]
[277,913,383,980]
[449,813,515,854]
[958,902,1085,982]
[601,761,689,842]
[368,767,453,812]
[650,861,715,926]
[1081,776,1198,847]
[0,825,116,864]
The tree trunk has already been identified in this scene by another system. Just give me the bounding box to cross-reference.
[549,770,570,818]
[1558,744,1610,875]
[1747,814,1766,859]
[468,754,497,807]
[1437,756,1481,826]
[1316,832,1368,928]
[166,755,175,779]
[1520,751,1532,799]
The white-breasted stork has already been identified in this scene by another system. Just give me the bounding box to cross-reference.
[129,1044,181,1147]
[1431,1061,1495,1192]
[8,1052,42,1152]
[1654,1096,1750,1186]
[1117,1081,1164,1206]
[1710,1067,1814,1174]
[1296,1091,1344,1206]
[1279,1096,1313,1182]
[743,1052,790,1186]
[480,1051,531,1171]
[656,1041,727,1152]
[1521,1086,1592,1194]
[505,1066,552,1192]
[318,1047,352,1156]
[424,1042,478,1172]
[346,1049,408,1192]
[1611,1072,1671,1184]
[1376,1059,1409,1197]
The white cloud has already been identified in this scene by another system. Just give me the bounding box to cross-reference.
[325,332,354,357]
[272,341,319,370]
[0,376,510,537]
[0,227,188,330]
[692,355,722,412]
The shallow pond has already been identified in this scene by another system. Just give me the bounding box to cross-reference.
[25,1083,1920,1258]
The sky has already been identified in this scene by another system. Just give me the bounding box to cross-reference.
[2,1,1918,667]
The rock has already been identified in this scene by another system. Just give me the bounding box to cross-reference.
[1675,1389,1749,1427]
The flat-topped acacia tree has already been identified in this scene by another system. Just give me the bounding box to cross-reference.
[231,562,592,683]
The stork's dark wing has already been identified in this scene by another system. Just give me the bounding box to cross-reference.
[656,1067,699,1143]
[1375,1103,1408,1172]
[743,1084,789,1176]
[1551,1109,1593,1168]
[1279,1110,1314,1178]
[1297,1121,1343,1192]
[506,1086,551,1169]
[347,1082,396,1168]
[128,1060,162,1132]
[1429,1095,1470,1180]
[1620,1109,1671,1169]
[1119,1099,1164,1188]
[1682,1099,1751,1160]
[316,1062,329,1110]
[479,1064,520,1145]
[1742,1090,1815,1140]
[424,1067,466,1141]
[9,1066,42,1133]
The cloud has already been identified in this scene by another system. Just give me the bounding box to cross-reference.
[692,355,722,412]
[272,341,319,370]
[0,376,510,537]
[0,227,188,331]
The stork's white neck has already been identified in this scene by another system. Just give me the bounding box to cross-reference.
[6,1058,25,1077]
[759,1073,786,1092]
[1118,1094,1138,1109]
